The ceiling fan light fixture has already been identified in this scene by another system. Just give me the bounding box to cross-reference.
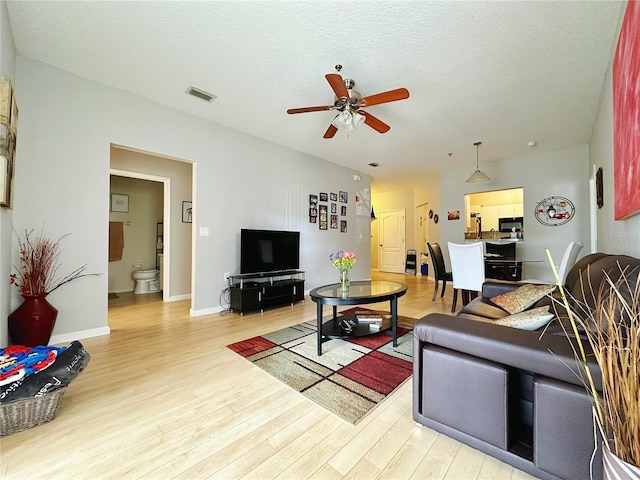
[352,111,365,128]
[337,110,353,126]
[465,141,490,183]
[331,109,363,134]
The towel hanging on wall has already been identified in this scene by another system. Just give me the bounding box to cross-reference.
[109,221,124,261]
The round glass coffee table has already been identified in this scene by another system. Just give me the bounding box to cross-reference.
[309,280,408,356]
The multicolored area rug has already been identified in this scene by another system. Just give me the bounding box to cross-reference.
[227,310,416,424]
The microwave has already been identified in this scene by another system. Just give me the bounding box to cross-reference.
[499,217,523,232]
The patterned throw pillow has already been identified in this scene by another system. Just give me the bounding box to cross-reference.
[490,283,556,314]
[495,306,555,330]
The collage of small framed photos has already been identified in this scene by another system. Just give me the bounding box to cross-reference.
[309,191,348,232]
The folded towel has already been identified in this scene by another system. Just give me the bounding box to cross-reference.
[109,221,124,261]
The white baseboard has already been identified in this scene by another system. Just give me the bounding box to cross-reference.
[168,294,191,302]
[50,326,111,346]
[190,305,225,317]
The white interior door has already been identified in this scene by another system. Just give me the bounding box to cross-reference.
[378,209,405,273]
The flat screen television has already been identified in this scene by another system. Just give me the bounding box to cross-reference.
[240,229,300,274]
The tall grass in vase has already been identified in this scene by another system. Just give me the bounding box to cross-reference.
[547,250,640,475]
[9,229,99,346]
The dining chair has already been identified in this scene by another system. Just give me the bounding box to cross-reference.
[447,242,485,312]
[556,241,584,284]
[427,242,453,301]
[522,241,583,285]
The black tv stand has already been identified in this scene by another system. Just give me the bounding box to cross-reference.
[229,270,305,315]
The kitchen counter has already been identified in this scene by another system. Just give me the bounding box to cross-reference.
[463,237,523,243]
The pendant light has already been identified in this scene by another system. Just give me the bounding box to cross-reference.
[465,141,491,183]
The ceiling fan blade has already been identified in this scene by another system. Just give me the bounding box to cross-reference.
[325,73,349,99]
[361,88,410,107]
[323,124,338,139]
[287,106,333,114]
[360,111,390,133]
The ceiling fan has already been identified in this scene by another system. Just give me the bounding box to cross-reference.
[287,65,410,138]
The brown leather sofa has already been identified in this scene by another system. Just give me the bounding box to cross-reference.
[413,253,640,480]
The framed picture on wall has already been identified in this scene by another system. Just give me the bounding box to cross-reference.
[447,210,460,220]
[0,130,14,208]
[596,167,604,209]
[613,0,640,219]
[182,201,193,223]
[111,193,129,212]
[0,77,17,209]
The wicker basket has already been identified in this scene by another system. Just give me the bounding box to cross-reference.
[0,387,67,437]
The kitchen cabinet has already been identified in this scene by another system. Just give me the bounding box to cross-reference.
[481,206,499,231]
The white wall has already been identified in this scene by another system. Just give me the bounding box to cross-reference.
[0,0,16,347]
[110,146,193,298]
[590,60,640,256]
[8,56,370,343]
[440,145,592,282]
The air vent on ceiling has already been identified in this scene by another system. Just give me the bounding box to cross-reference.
[186,86,217,103]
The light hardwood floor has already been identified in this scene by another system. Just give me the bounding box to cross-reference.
[2,272,536,479]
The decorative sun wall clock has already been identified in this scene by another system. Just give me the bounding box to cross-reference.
[534,196,575,226]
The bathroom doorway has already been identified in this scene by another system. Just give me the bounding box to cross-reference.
[109,169,171,303]
[109,145,194,310]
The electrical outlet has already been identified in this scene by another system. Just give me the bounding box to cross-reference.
[224,272,230,281]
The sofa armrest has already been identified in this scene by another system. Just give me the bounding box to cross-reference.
[413,313,601,390]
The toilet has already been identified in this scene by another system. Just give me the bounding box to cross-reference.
[132,269,160,294]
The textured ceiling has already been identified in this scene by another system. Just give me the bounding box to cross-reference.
[6,1,625,190]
